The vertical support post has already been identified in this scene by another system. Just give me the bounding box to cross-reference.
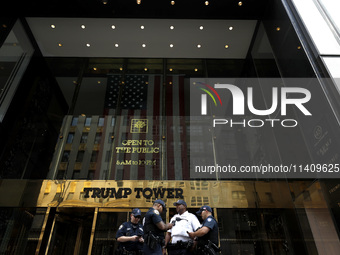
[87,208,98,255]
[44,213,57,255]
[35,207,51,255]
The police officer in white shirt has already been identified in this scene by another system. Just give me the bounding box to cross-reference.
[163,200,201,255]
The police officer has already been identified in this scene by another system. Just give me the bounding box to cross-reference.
[143,199,174,255]
[164,200,201,255]
[187,206,220,255]
[116,208,144,255]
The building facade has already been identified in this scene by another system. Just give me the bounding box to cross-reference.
[0,0,340,254]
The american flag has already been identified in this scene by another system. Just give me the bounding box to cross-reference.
[100,74,189,181]
[104,75,148,113]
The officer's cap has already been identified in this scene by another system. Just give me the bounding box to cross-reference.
[154,199,167,212]
[196,205,212,215]
[131,208,141,217]
[173,199,187,207]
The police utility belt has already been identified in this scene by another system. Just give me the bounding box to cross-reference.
[115,248,144,255]
[145,233,164,249]
[166,240,193,250]
[197,240,221,255]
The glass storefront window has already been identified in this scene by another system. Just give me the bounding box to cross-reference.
[0,20,34,122]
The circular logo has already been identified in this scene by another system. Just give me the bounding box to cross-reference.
[314,126,322,140]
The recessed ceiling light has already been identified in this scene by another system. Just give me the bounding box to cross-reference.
[137,0,141,4]
[51,25,56,29]
[170,44,174,48]
[141,25,145,29]
[102,1,108,4]
[195,68,198,71]
[170,25,175,30]
[225,45,229,49]
[276,27,281,31]
[111,25,116,29]
[238,1,243,6]
[229,26,233,30]
[98,81,101,84]
[119,67,123,71]
[197,44,202,48]
[58,43,62,47]
[81,25,86,29]
[169,81,173,85]
[144,68,148,71]
[115,43,119,47]
[93,67,97,71]
[205,1,209,5]
[142,43,146,47]
[171,1,175,5]
[169,68,173,71]
[86,43,91,47]
[199,26,204,30]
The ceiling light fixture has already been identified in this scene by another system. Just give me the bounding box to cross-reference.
[111,25,116,29]
[170,44,174,48]
[169,68,173,71]
[205,1,209,5]
[171,1,175,5]
[238,1,243,6]
[119,67,123,71]
[58,43,62,47]
[276,27,281,31]
[81,25,86,29]
[170,25,175,30]
[199,26,204,30]
[137,0,141,4]
[86,43,91,47]
[142,43,146,47]
[225,45,229,48]
[102,0,108,4]
[51,25,56,29]
[195,68,198,71]
[141,25,145,29]
[197,44,202,48]
[144,68,148,71]
[93,67,97,71]
[229,26,233,30]
[115,43,119,47]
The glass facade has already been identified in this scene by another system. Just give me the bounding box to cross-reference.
[0,0,340,254]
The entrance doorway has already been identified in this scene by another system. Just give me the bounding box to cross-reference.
[40,208,147,255]
[45,208,93,255]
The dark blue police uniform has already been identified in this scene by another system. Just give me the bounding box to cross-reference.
[143,207,164,255]
[116,221,144,253]
[199,215,218,246]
